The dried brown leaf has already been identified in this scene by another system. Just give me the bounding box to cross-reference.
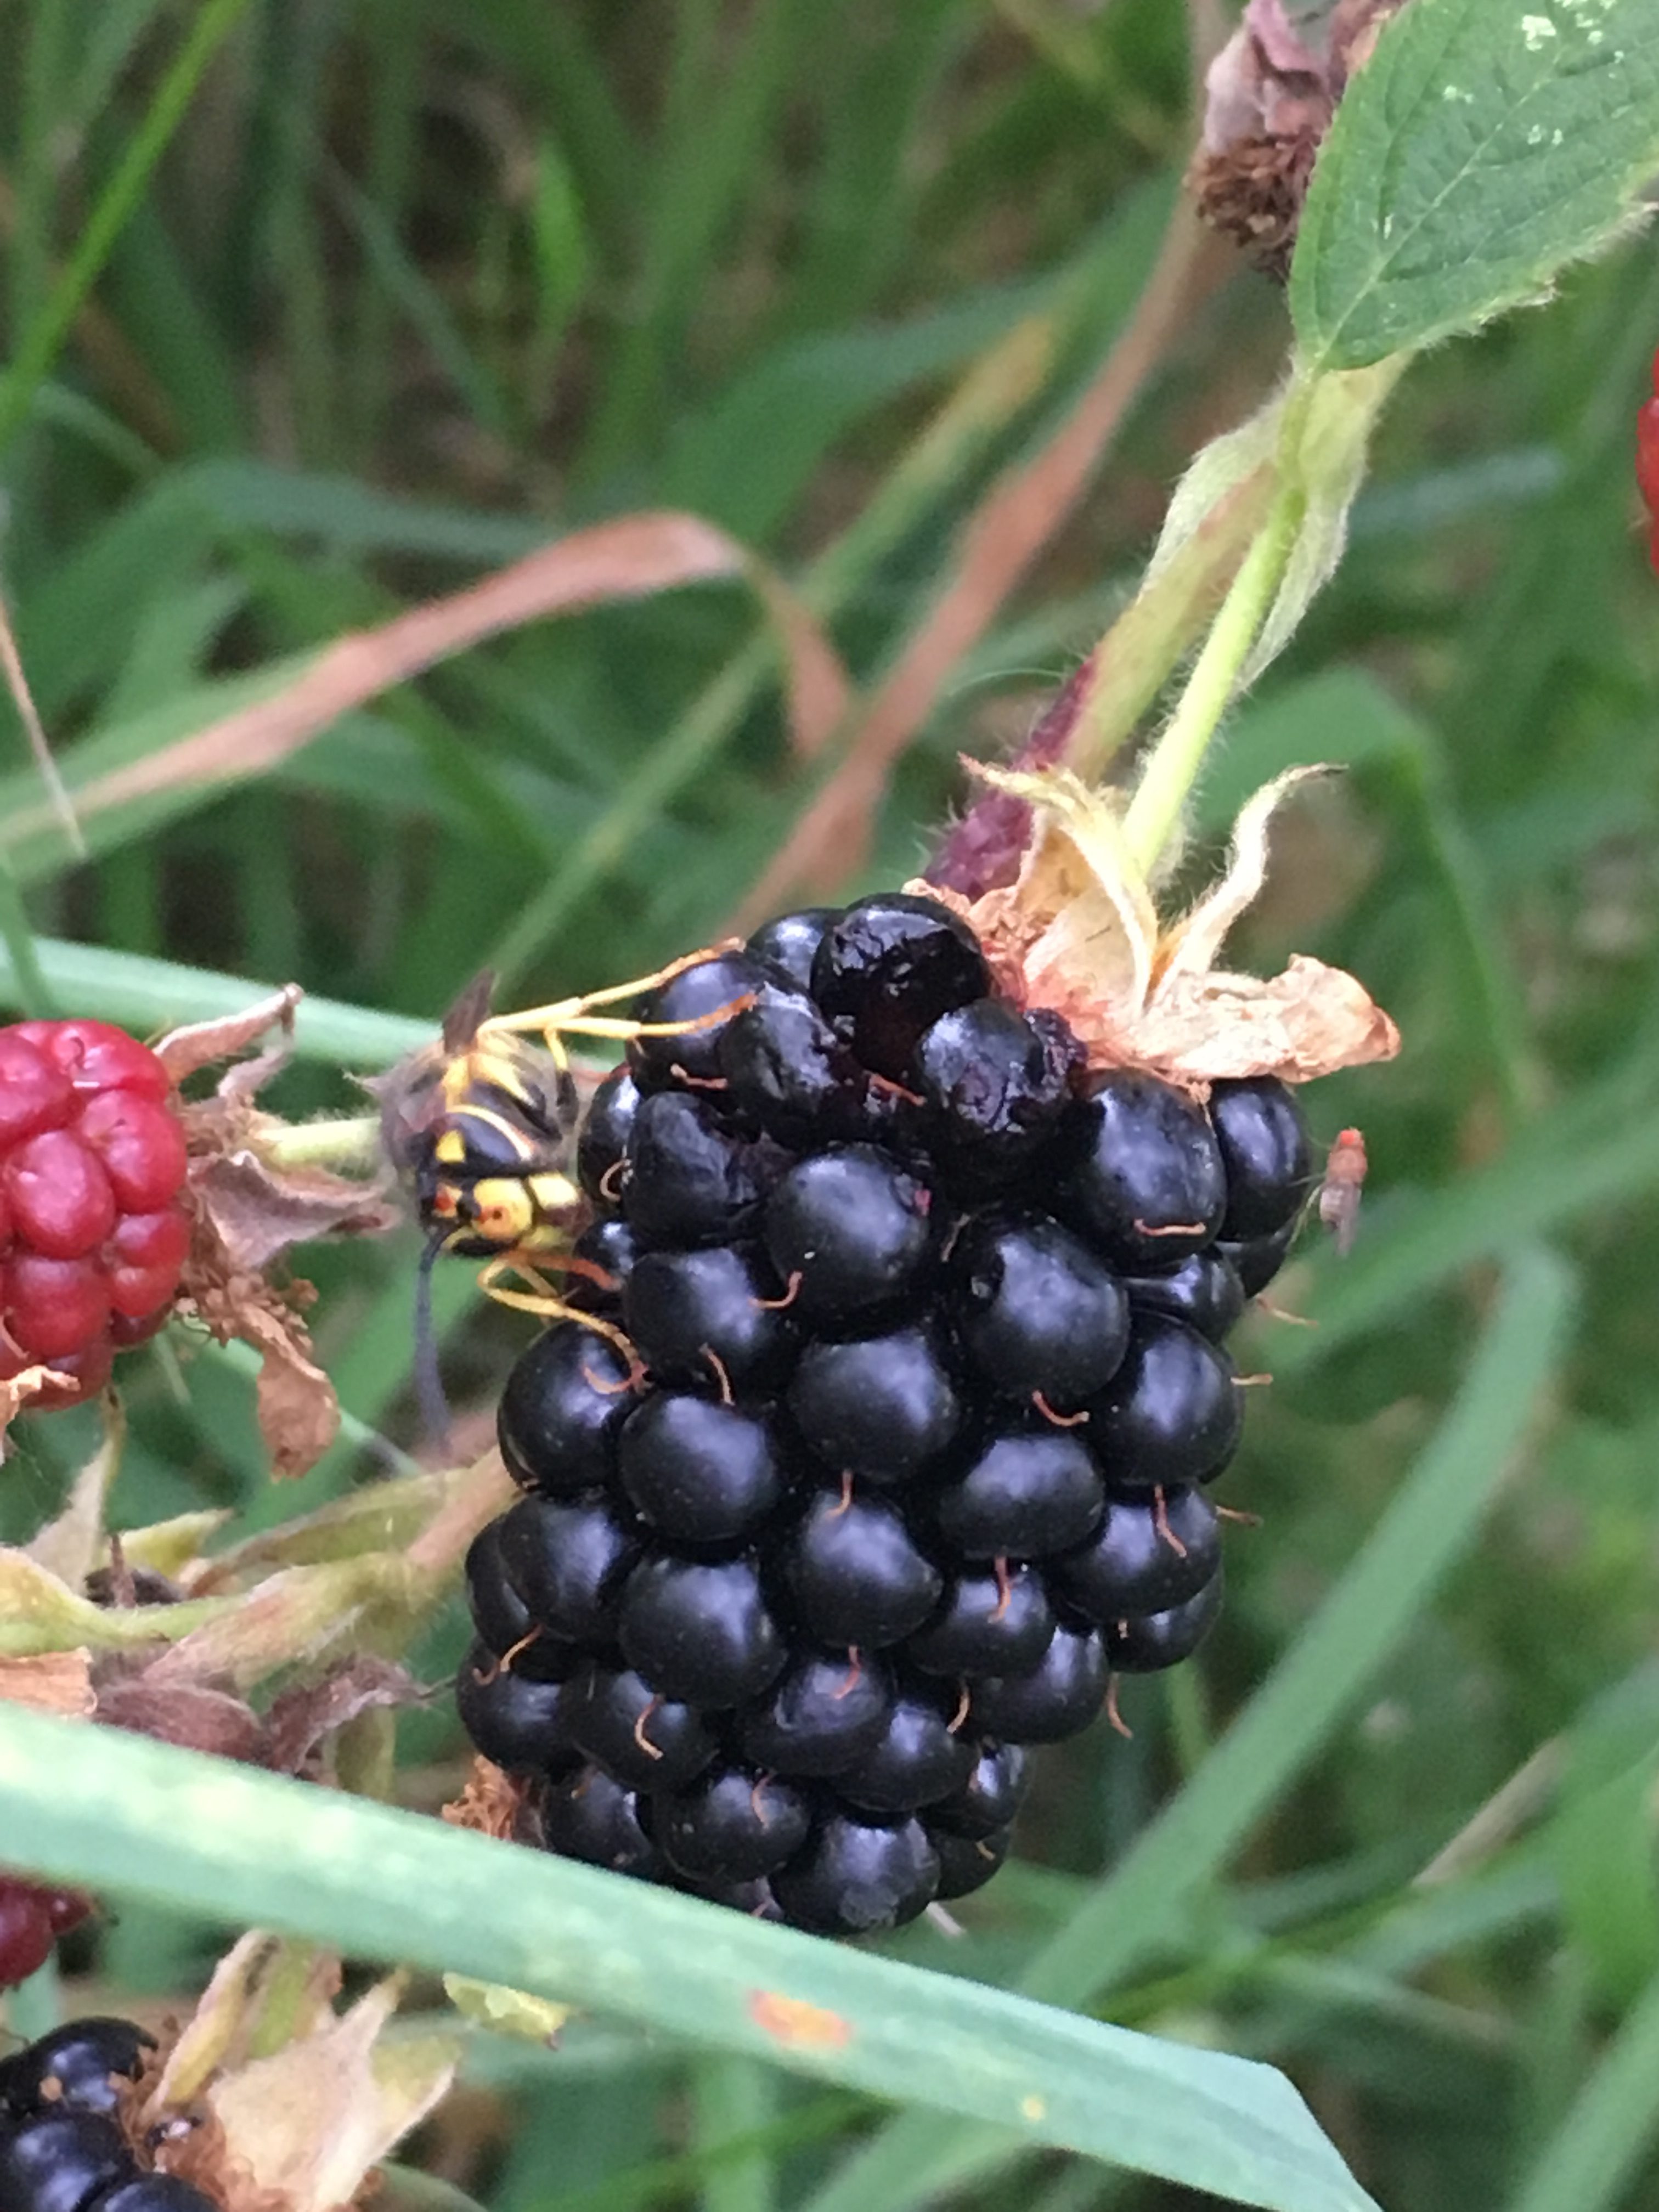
[0,1649,95,1717]
[0,1364,78,1460]
[49,516,845,831]
[95,1669,267,1763]
[263,1658,420,1777]
[191,1149,398,1276]
[155,988,303,1086]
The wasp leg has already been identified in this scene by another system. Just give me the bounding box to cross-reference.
[475,1253,643,1372]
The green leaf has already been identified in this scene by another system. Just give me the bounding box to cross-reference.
[0,1714,1373,2212]
[1505,1965,1659,2212]
[1291,0,1659,373]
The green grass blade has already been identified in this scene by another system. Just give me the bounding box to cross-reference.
[1505,1965,1659,2212]
[0,1710,1373,2212]
[797,1245,1575,2212]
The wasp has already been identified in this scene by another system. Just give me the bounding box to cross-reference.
[382,955,748,1432]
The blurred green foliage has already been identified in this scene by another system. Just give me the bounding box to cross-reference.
[3,4,1659,2210]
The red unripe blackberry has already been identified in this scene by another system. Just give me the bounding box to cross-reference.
[0,2111,129,2212]
[0,1883,64,1991]
[1059,1074,1226,1269]
[933,1430,1103,1559]
[763,1145,936,1326]
[972,1621,1107,1743]
[1088,1316,1242,1492]
[745,908,840,993]
[496,1322,635,1497]
[1050,1486,1220,1622]
[908,1565,1054,1680]
[624,1091,774,1248]
[772,1811,940,1936]
[838,1685,978,1814]
[1104,1574,1224,1673]
[455,1645,575,1773]
[576,1067,640,1204]
[0,1020,188,1407]
[811,894,990,1079]
[949,1211,1128,1407]
[496,1493,638,1648]
[930,1741,1029,1839]
[630,952,778,1091]
[783,1487,943,1649]
[566,1662,718,1790]
[618,1395,789,1552]
[786,1323,961,1485]
[930,1823,1011,1900]
[540,1764,661,1880]
[623,1243,796,1395]
[736,1650,894,1776]
[0,2018,154,2118]
[654,1764,812,1882]
[1208,1078,1312,1240]
[617,1555,786,1708]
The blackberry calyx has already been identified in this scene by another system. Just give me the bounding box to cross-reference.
[811,894,990,1079]
[786,1323,961,1485]
[782,1487,943,1649]
[618,1393,789,1551]
[737,1649,894,1776]
[1059,1075,1226,1270]
[497,1322,635,1498]
[654,1764,813,1882]
[617,1555,786,1708]
[972,1621,1107,1743]
[763,1146,936,1327]
[1049,1486,1221,1622]
[1087,1316,1242,1492]
[1209,1078,1312,1240]
[950,1211,1128,1406]
[770,1812,940,1936]
[933,1430,1103,1560]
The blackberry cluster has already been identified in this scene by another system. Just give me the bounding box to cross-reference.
[0,2016,214,2211]
[0,1020,191,1409]
[458,895,1310,1935]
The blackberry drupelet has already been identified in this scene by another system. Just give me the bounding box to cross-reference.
[458,894,1314,1934]
[0,2014,220,2212]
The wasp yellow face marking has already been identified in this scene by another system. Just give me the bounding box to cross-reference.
[467,1177,538,1246]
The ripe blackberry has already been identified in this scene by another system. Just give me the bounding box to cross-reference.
[1208,1078,1312,1240]
[1222,1217,1299,1297]
[458,879,1347,1936]
[770,1812,940,1937]
[91,2185,219,2212]
[811,893,990,1078]
[0,2018,154,2117]
[763,1145,936,1326]
[949,1212,1128,1407]
[623,1245,795,1395]
[786,1323,961,1485]
[654,1765,812,1882]
[0,1019,190,1409]
[618,1394,788,1551]
[782,1487,942,1649]
[1088,1316,1242,1492]
[0,2111,129,2212]
[1059,1074,1226,1270]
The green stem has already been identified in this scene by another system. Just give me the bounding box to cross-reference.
[259,1114,385,1173]
[1120,467,1305,874]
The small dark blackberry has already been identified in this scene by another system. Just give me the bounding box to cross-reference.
[949,1211,1128,1407]
[497,1322,634,1497]
[455,1645,575,1772]
[496,1493,639,1648]
[782,1487,943,1649]
[628,951,777,1091]
[576,1066,641,1204]
[1049,1487,1221,1623]
[1222,1217,1299,1297]
[540,1764,661,1880]
[763,1146,936,1327]
[770,1812,940,1936]
[837,1684,978,1814]
[908,1565,1054,1680]
[1104,1573,1224,1673]
[911,999,1075,1173]
[719,986,870,1145]
[972,1621,1108,1743]
[624,1091,774,1248]
[1059,1075,1227,1269]
[0,2018,154,2117]
[1122,1248,1245,1344]
[618,1395,789,1551]
[89,2184,219,2212]
[465,1522,575,1679]
[623,1244,797,1395]
[737,1650,894,1775]
[617,1555,786,1708]
[654,1765,812,1882]
[1209,1078,1312,1240]
[930,1823,1012,1900]
[566,1663,719,1790]
[811,893,990,1078]
[930,1740,1029,1838]
[745,908,841,994]
[933,1430,1103,1560]
[1088,1316,1242,1492]
[0,2112,129,2212]
[786,1324,961,1485]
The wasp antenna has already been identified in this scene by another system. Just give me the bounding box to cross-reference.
[442,969,498,1054]
[414,1228,455,1451]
